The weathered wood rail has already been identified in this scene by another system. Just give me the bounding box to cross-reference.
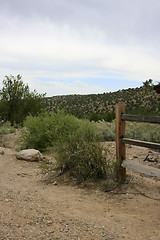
[116,103,160,182]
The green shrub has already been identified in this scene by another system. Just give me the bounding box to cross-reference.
[0,122,15,135]
[22,110,111,183]
[95,120,115,141]
[54,121,107,182]
[0,74,45,126]
[125,122,160,143]
[21,110,80,151]
[95,120,160,143]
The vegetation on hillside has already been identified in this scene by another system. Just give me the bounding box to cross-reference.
[45,85,160,122]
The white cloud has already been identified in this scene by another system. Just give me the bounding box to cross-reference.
[23,77,106,96]
[0,0,160,95]
[102,46,160,81]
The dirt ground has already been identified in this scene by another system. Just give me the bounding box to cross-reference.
[0,133,160,240]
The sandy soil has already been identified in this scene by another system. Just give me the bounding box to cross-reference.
[0,133,160,240]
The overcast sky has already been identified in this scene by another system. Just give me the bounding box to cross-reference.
[0,0,160,96]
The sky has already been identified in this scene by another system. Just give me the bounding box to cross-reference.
[0,0,160,97]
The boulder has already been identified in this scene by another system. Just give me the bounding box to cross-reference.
[16,149,43,162]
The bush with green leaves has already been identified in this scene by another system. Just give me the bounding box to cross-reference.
[94,120,115,141]
[0,122,15,135]
[0,74,45,125]
[22,110,79,151]
[54,121,107,182]
[22,110,111,182]
[125,122,160,143]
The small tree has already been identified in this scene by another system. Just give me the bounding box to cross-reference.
[0,74,46,125]
[143,79,154,93]
[154,82,160,94]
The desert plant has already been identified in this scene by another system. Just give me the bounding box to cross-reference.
[54,121,107,182]
[0,122,15,135]
[95,120,160,143]
[125,122,160,143]
[21,110,80,151]
[22,110,113,183]
[95,120,115,141]
[0,74,45,125]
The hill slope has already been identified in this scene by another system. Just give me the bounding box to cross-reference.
[45,87,160,120]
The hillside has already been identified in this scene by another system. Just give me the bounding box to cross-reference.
[44,87,160,121]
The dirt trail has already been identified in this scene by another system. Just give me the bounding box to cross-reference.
[0,134,160,240]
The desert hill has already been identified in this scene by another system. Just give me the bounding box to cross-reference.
[44,87,160,121]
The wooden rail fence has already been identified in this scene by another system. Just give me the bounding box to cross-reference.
[116,103,160,182]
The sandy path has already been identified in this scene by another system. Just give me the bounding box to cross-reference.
[0,138,160,240]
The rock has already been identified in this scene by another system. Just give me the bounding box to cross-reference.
[53,181,57,185]
[16,149,43,162]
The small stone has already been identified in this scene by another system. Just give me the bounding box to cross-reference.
[53,181,57,185]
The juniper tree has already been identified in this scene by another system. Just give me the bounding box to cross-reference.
[0,74,46,125]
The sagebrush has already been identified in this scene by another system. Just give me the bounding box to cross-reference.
[96,120,160,143]
[22,111,115,183]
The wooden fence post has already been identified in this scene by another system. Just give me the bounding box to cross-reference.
[116,103,126,182]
